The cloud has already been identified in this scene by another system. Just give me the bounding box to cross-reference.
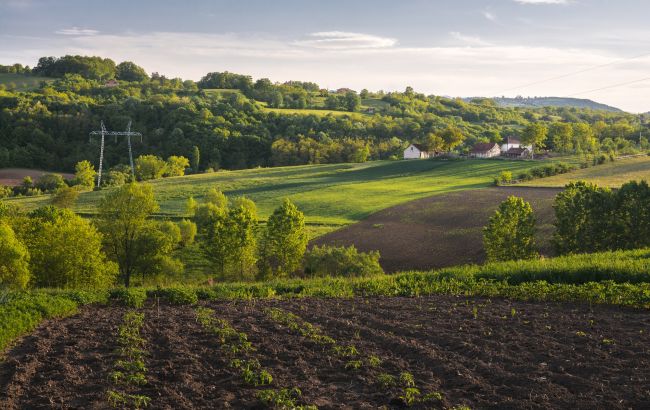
[449,32,492,46]
[293,31,397,50]
[513,0,569,4]
[482,10,497,21]
[55,27,99,36]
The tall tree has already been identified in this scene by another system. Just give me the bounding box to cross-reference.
[191,146,200,173]
[483,196,538,262]
[97,183,160,287]
[521,123,548,159]
[258,199,308,278]
[0,222,30,289]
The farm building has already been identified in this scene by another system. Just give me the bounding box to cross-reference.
[500,136,532,154]
[403,144,432,159]
[470,142,501,158]
[505,147,531,159]
[104,79,119,87]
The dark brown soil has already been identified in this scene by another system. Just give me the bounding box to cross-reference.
[1,297,649,409]
[0,168,74,187]
[311,186,562,272]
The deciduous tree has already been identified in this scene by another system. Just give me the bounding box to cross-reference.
[483,196,538,262]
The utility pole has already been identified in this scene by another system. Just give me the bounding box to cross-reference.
[89,121,142,187]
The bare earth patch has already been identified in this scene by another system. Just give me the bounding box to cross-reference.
[312,186,561,272]
[0,168,74,187]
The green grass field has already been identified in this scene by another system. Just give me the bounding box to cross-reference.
[5,159,560,227]
[521,155,650,188]
[260,106,369,119]
[0,73,53,91]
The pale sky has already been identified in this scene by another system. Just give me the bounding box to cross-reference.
[1,0,649,112]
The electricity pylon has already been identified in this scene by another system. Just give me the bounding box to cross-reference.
[89,121,142,187]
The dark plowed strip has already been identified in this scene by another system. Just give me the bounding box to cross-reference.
[212,300,408,409]
[280,296,650,409]
[137,304,260,409]
[0,306,125,410]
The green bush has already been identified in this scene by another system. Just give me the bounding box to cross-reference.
[304,245,383,278]
[109,288,148,308]
[151,287,198,305]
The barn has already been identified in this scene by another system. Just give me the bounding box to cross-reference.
[469,143,501,158]
[403,144,432,159]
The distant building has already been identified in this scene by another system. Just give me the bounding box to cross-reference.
[505,147,531,159]
[104,79,119,87]
[500,136,532,154]
[404,143,432,159]
[470,142,501,158]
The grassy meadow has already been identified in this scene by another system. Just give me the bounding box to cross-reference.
[521,155,650,188]
[5,158,558,228]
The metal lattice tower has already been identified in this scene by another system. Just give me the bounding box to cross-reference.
[89,121,142,187]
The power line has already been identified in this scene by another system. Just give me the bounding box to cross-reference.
[567,76,650,97]
[499,51,650,94]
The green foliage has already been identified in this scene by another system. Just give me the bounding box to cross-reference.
[35,173,66,193]
[34,55,117,80]
[258,199,308,278]
[116,61,148,82]
[553,180,650,254]
[190,146,200,173]
[203,205,258,281]
[158,221,182,247]
[97,183,160,287]
[0,222,30,289]
[483,196,538,262]
[135,155,167,181]
[164,155,189,177]
[51,186,80,208]
[304,245,383,277]
[109,288,148,308]
[151,287,198,305]
[27,209,117,288]
[178,219,197,246]
[73,160,97,190]
[204,188,228,208]
[0,292,81,351]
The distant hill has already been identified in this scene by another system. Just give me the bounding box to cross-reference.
[466,96,623,112]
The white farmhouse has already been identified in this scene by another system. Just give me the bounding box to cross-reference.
[403,143,431,159]
[500,136,532,154]
[470,142,501,158]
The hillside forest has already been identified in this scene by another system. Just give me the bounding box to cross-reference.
[1,55,649,175]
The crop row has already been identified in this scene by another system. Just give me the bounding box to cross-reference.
[195,307,316,409]
[264,307,446,407]
[106,311,150,409]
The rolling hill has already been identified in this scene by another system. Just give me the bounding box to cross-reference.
[490,96,623,112]
[4,158,561,227]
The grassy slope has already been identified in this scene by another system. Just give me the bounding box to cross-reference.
[6,159,552,226]
[0,73,53,90]
[520,155,650,188]
[260,106,369,119]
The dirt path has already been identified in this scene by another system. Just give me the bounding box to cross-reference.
[312,186,561,272]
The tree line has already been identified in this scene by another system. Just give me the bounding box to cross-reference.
[1,55,648,173]
[0,182,381,290]
[483,179,650,262]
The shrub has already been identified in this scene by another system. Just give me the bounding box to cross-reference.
[178,219,197,246]
[304,245,383,277]
[152,287,198,305]
[483,196,538,262]
[110,288,148,308]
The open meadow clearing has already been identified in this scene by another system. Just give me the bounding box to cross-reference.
[520,155,650,188]
[1,296,648,409]
[4,159,555,226]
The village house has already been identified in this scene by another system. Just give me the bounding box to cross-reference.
[469,142,501,158]
[403,143,432,159]
[500,136,532,154]
[104,79,119,87]
[504,147,532,159]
